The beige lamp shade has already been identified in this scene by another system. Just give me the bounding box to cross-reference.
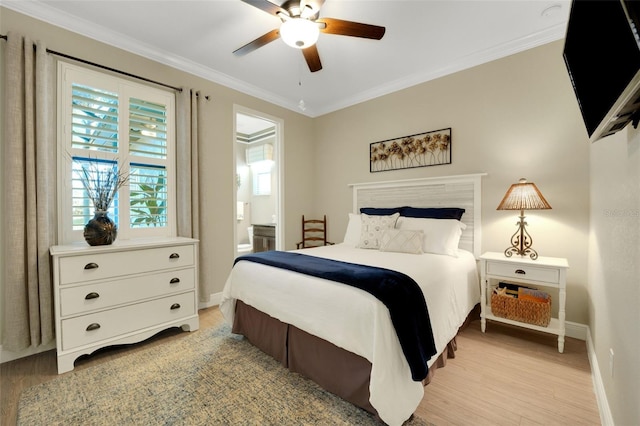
[496,178,550,260]
[497,178,551,211]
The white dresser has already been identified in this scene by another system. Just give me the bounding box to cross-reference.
[50,237,200,374]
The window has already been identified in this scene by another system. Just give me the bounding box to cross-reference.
[58,62,176,243]
[251,161,273,196]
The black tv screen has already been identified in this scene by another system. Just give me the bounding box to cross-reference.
[563,0,640,140]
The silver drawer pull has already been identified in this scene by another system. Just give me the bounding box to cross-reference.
[170,303,181,310]
[86,323,101,331]
[84,262,99,270]
[85,292,100,300]
[169,253,180,259]
[515,269,526,275]
[170,278,180,284]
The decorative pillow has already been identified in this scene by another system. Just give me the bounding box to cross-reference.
[400,207,465,221]
[360,206,404,216]
[357,212,400,249]
[343,213,362,246]
[395,217,466,257]
[379,229,424,254]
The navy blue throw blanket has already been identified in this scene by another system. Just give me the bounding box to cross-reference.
[234,250,437,381]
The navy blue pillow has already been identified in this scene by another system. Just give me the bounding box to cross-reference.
[400,207,465,221]
[360,206,405,215]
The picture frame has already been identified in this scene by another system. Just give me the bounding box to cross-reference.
[370,127,451,173]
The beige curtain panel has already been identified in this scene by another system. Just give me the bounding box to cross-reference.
[176,89,211,302]
[2,31,57,352]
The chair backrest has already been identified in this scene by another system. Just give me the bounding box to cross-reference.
[298,215,329,249]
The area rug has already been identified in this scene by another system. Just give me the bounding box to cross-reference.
[17,324,431,425]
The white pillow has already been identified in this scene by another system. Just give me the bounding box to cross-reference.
[357,212,400,249]
[379,229,424,254]
[343,213,362,246]
[395,217,466,257]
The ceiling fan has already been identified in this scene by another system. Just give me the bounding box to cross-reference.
[233,0,386,72]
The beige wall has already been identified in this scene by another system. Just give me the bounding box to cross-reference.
[314,41,591,324]
[3,6,638,423]
[1,9,591,339]
[0,8,316,355]
[589,127,640,425]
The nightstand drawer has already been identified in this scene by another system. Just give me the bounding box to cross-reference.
[486,262,559,284]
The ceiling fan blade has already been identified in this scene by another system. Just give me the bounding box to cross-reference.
[317,17,385,40]
[240,0,287,17]
[233,29,281,56]
[302,44,322,72]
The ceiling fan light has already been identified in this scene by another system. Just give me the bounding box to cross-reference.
[280,18,319,49]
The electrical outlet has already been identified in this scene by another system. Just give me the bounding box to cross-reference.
[609,348,615,378]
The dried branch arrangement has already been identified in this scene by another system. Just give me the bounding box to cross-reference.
[77,160,129,211]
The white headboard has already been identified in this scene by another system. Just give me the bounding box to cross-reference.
[349,173,486,258]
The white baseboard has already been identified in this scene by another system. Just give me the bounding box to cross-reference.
[586,328,614,426]
[565,320,588,340]
[198,291,222,309]
[542,321,612,425]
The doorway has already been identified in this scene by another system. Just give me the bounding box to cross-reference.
[234,107,283,257]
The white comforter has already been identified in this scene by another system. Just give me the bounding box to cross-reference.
[220,243,479,426]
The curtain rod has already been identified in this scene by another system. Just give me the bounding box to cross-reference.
[1,33,183,93]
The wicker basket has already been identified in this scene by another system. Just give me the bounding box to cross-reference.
[491,293,551,327]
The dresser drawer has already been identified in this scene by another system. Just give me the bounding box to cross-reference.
[58,244,195,285]
[60,291,196,351]
[59,268,195,316]
[486,262,559,284]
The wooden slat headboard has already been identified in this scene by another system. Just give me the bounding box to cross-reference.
[349,173,486,258]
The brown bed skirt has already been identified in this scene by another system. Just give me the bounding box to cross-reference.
[232,300,480,417]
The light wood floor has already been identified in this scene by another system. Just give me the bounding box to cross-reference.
[1,306,600,426]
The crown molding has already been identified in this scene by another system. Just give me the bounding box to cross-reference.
[1,0,309,114]
[2,0,565,118]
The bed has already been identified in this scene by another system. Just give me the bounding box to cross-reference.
[220,174,485,425]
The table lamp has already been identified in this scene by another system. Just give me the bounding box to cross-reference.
[497,178,551,260]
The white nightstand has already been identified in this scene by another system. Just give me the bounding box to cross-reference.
[479,252,569,353]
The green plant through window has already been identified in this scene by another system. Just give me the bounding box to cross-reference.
[130,164,167,228]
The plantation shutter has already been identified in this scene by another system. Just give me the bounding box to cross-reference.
[129,97,167,159]
[71,84,119,152]
[60,62,176,243]
[70,83,120,228]
[128,97,169,228]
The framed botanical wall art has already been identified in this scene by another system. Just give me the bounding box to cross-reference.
[370,127,451,173]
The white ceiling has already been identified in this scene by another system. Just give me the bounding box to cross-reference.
[3,0,571,119]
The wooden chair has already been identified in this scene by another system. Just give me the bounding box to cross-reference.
[296,215,334,249]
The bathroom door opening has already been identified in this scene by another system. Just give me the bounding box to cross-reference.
[234,107,283,257]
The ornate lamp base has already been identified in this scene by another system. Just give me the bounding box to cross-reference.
[504,211,538,260]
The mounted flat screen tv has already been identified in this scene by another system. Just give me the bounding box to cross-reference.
[563,0,640,142]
